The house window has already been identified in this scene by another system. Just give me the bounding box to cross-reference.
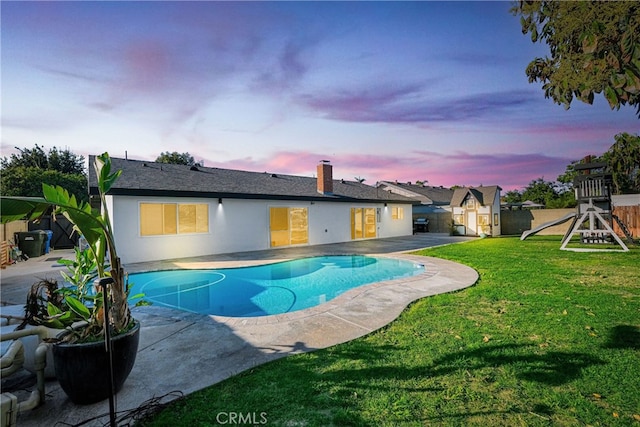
[494,213,499,226]
[140,203,209,236]
[465,198,475,209]
[351,207,376,239]
[392,206,404,220]
[270,207,308,247]
[178,204,209,234]
[453,214,464,225]
[478,214,491,234]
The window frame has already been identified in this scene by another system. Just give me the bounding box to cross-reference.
[391,206,404,220]
[270,206,309,248]
[140,202,209,236]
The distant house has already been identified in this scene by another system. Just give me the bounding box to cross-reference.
[376,181,454,207]
[450,186,502,236]
[88,157,417,263]
[376,181,455,233]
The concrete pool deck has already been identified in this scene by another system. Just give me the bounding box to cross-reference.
[1,233,478,426]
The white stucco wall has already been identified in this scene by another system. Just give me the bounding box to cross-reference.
[108,195,413,264]
[378,204,413,238]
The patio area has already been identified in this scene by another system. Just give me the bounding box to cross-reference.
[1,233,477,426]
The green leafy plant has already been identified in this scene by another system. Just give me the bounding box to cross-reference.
[2,153,134,343]
[20,279,73,330]
[20,246,100,332]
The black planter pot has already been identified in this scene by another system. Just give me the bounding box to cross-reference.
[52,321,140,404]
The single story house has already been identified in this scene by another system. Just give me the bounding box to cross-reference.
[88,157,418,264]
[450,185,502,237]
[376,181,455,233]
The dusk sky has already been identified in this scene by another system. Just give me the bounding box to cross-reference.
[2,1,638,191]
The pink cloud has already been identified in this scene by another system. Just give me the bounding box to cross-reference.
[121,41,172,92]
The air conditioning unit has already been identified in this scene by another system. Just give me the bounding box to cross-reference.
[1,393,17,427]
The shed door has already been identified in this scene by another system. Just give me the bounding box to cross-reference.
[467,211,477,236]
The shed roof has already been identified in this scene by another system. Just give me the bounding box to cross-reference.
[450,185,502,207]
[88,156,417,204]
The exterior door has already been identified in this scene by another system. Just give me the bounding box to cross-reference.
[466,211,477,236]
[270,207,308,247]
[351,208,376,240]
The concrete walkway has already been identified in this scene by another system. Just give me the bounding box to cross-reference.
[1,234,478,426]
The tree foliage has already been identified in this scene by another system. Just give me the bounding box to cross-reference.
[557,154,603,187]
[0,145,87,202]
[602,132,640,194]
[512,1,640,117]
[503,190,523,205]
[507,177,575,208]
[557,133,639,195]
[1,144,85,175]
[521,178,558,205]
[155,151,202,167]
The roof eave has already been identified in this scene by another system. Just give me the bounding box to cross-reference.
[91,188,416,204]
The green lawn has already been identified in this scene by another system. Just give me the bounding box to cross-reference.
[139,236,640,426]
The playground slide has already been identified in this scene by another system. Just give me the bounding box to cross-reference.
[520,212,576,240]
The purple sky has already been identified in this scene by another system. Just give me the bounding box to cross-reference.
[2,1,638,191]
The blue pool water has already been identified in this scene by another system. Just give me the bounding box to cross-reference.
[128,255,424,317]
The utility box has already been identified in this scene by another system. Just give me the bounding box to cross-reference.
[1,392,18,427]
[15,231,47,258]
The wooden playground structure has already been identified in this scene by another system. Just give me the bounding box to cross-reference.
[522,161,634,252]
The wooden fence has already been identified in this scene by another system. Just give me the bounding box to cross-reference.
[612,205,639,239]
[502,207,639,239]
[412,212,452,233]
[0,221,28,244]
[501,209,575,236]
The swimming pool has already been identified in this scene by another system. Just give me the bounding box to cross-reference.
[128,255,425,317]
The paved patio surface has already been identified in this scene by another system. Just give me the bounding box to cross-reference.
[0,233,478,426]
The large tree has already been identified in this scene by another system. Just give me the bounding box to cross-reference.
[557,133,639,195]
[516,177,575,208]
[2,145,85,175]
[0,145,87,202]
[556,154,604,196]
[602,132,640,194]
[503,189,523,205]
[512,1,640,117]
[155,151,202,167]
[521,177,558,205]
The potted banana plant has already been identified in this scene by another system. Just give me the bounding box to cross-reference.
[1,152,140,405]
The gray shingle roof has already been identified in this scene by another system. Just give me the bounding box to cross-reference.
[450,185,502,207]
[377,181,454,205]
[88,156,417,204]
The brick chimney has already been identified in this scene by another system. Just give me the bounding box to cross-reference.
[317,160,333,194]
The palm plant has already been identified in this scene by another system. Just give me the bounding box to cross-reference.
[1,153,132,342]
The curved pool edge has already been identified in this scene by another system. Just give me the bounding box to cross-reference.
[128,254,428,318]
[131,253,478,338]
[203,254,474,326]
